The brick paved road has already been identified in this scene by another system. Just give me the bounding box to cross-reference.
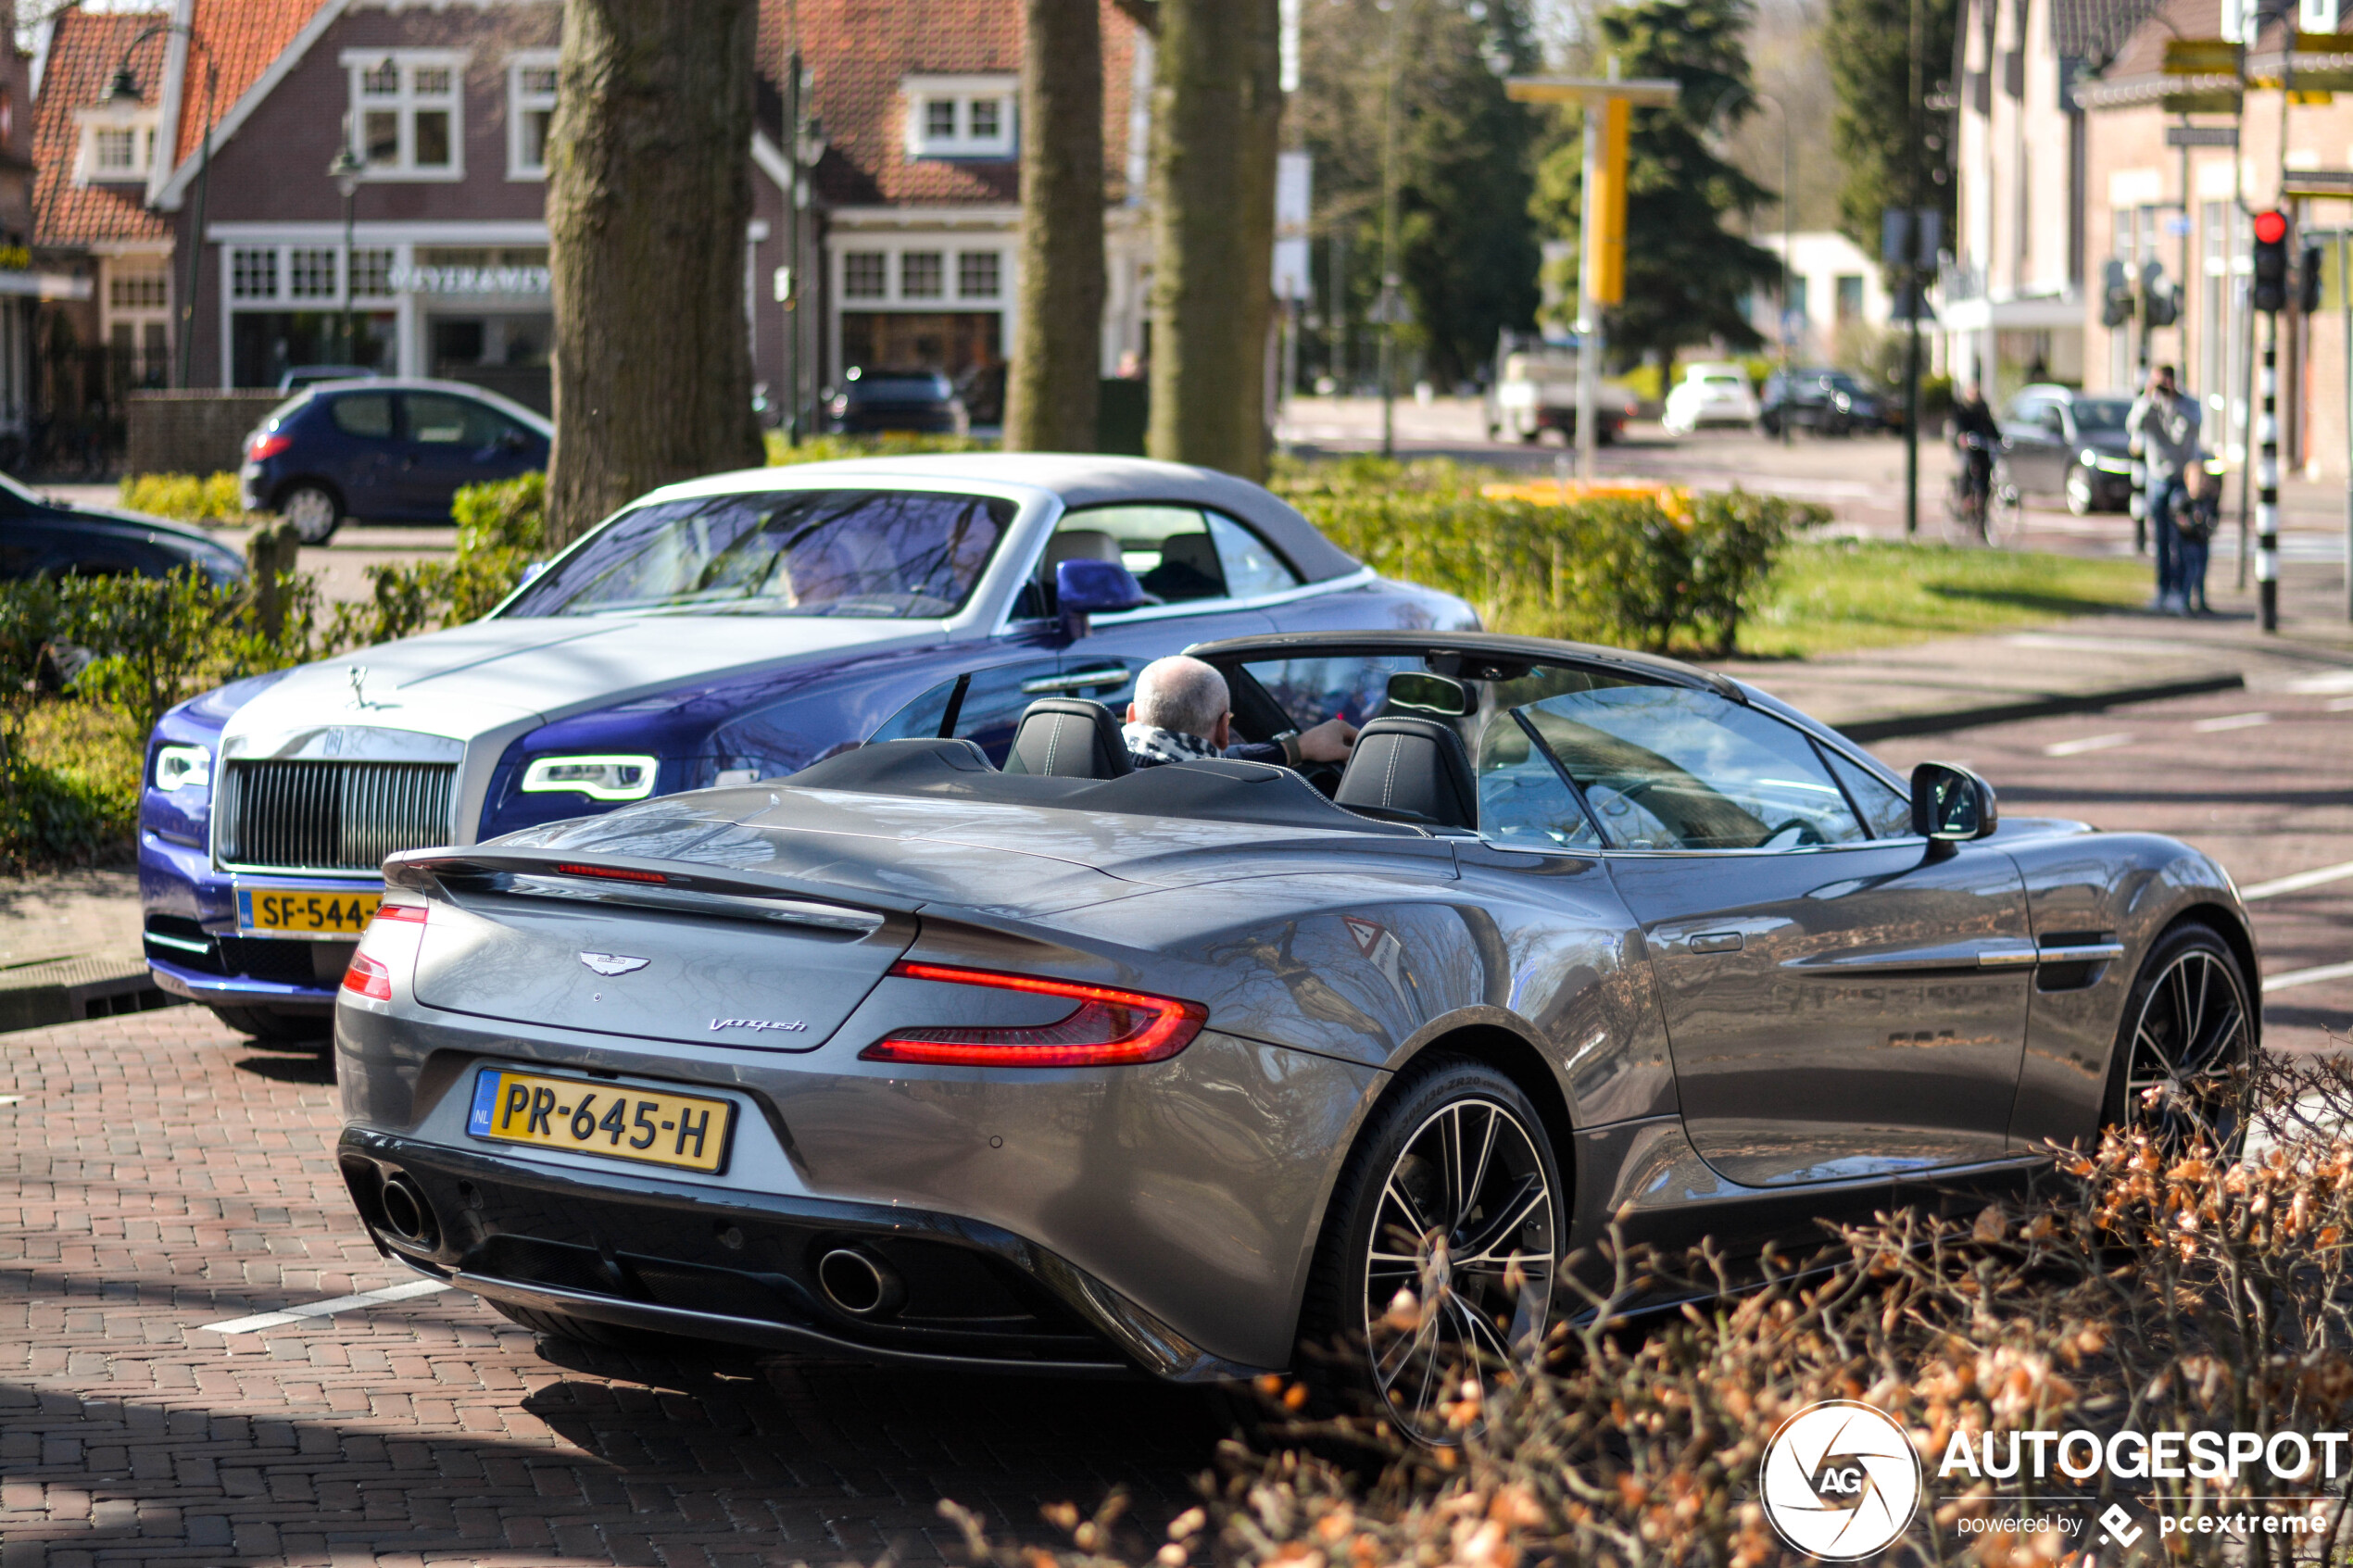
[3,674,2343,1568]
[0,1008,1224,1567]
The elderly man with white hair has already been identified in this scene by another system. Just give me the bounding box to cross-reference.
[1122,655,1358,771]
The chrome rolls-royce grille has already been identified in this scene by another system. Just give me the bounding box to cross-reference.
[219,759,458,873]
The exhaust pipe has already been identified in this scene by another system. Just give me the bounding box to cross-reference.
[378,1172,440,1249]
[816,1245,904,1317]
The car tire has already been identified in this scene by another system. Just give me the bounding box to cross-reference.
[276,483,344,546]
[2098,921,2254,1155]
[487,1299,649,1348]
[208,1004,329,1044]
[1294,1056,1562,1444]
[2065,463,2096,516]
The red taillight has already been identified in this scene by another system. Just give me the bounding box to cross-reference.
[371,901,428,927]
[860,960,1207,1068]
[342,950,392,1000]
[246,431,292,461]
[554,862,668,884]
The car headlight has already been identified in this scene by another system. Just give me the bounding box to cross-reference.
[521,754,660,802]
[154,744,211,792]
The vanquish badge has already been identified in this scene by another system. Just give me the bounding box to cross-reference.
[711,1018,807,1035]
[579,952,650,976]
[1759,1399,1922,1560]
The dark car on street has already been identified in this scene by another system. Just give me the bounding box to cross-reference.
[333,628,2254,1442]
[1995,384,2137,515]
[0,475,245,586]
[1758,367,1883,436]
[238,377,552,545]
[825,369,967,436]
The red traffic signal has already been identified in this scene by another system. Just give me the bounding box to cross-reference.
[2253,210,2291,312]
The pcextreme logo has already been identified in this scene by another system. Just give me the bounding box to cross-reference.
[1759,1400,1924,1560]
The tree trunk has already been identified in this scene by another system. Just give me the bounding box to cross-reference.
[1146,0,1282,482]
[1004,0,1105,453]
[545,0,766,546]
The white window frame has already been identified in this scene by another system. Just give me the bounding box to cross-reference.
[101,254,172,377]
[834,239,1013,307]
[73,108,157,184]
[507,50,559,181]
[901,74,1017,159]
[341,48,468,182]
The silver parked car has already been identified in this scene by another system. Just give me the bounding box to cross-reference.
[333,631,2256,1439]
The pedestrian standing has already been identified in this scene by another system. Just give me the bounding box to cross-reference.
[2172,462,2218,615]
[2126,364,2199,613]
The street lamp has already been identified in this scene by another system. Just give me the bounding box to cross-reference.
[109,24,218,389]
[1750,92,1793,446]
[329,144,364,366]
[781,48,828,446]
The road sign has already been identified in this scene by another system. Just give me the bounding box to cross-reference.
[1504,75,1680,107]
[1881,207,1942,268]
[1588,97,1630,304]
[2162,88,2245,113]
[2284,168,2353,196]
[2166,124,2240,146]
[2164,37,2240,72]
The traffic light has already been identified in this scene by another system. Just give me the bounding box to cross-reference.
[2298,243,2324,314]
[2140,260,2181,327]
[2102,258,2135,328]
[2252,208,2290,313]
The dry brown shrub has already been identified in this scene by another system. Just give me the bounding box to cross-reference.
[935,1049,2353,1568]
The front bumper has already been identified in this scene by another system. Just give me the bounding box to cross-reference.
[141,831,355,1011]
[341,1128,1273,1382]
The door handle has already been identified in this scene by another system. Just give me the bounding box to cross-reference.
[1687,931,1744,954]
[1021,668,1131,695]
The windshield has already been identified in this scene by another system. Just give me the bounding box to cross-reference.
[502,488,1015,619]
[2071,398,2131,433]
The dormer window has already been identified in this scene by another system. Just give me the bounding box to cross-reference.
[341,49,467,179]
[902,75,1016,159]
[74,105,157,184]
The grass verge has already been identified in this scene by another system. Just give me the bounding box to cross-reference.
[1737,536,2152,659]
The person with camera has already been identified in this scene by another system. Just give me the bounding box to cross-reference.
[2127,364,2200,613]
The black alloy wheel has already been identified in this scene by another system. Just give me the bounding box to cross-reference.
[2104,923,2254,1153]
[1301,1059,1560,1444]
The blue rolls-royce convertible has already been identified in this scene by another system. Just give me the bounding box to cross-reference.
[139,455,1477,1039]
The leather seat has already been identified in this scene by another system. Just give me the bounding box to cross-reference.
[1003,698,1134,779]
[1334,716,1477,830]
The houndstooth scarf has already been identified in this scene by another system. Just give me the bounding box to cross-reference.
[1121,723,1220,769]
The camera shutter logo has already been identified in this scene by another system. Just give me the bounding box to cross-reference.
[1758,1400,1922,1560]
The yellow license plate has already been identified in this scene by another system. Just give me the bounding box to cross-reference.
[239,886,382,935]
[466,1068,735,1174]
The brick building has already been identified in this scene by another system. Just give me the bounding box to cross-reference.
[1950,0,2353,479]
[29,0,1153,432]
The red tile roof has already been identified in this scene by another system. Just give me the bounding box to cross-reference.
[31,9,171,248]
[764,0,1143,207]
[177,0,322,179]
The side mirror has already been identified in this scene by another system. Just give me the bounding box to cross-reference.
[1053,558,1147,642]
[1911,760,1999,843]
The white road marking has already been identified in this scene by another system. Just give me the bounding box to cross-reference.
[2262,960,2353,995]
[2328,695,2353,712]
[2243,859,2353,900]
[2043,732,2134,757]
[201,1278,451,1335]
[2192,711,2271,732]
[0,1096,19,1106]
[2288,670,2353,694]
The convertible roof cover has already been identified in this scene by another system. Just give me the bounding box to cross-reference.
[625,454,1365,585]
[1184,630,1743,700]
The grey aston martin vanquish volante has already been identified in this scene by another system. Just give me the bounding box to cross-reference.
[333,632,2256,1438]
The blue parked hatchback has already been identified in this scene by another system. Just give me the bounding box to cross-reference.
[239,377,551,544]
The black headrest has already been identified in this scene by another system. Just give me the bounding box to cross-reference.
[1334,716,1478,831]
[1004,698,1134,779]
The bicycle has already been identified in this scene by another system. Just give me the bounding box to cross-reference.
[1944,433,2020,546]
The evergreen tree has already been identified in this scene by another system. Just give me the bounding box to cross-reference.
[1822,0,1957,269]
[1293,0,1541,389]
[1528,0,1780,363]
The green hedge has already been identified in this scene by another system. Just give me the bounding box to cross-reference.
[118,471,247,523]
[1271,458,1823,657]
